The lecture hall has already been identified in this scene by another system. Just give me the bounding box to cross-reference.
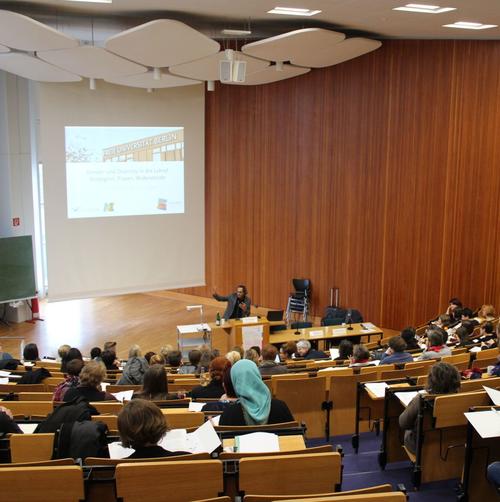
[0,1,499,501]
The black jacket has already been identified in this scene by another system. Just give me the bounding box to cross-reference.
[190,380,225,399]
[219,399,294,426]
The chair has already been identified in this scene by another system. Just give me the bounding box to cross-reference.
[106,385,142,393]
[0,458,75,467]
[321,318,344,327]
[238,452,341,496]
[441,352,471,371]
[273,377,329,439]
[271,494,406,502]
[0,466,84,501]
[90,401,123,414]
[17,392,54,401]
[243,484,394,501]
[474,347,499,369]
[0,401,53,418]
[115,460,223,502]
[286,279,311,322]
[161,409,205,428]
[85,452,210,465]
[9,433,55,463]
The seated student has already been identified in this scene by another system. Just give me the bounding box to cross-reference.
[60,347,83,373]
[101,349,120,371]
[475,304,497,323]
[280,341,297,362]
[250,346,261,357]
[399,362,460,454]
[334,339,354,361]
[202,365,238,413]
[118,345,149,385]
[225,350,241,365]
[259,344,288,376]
[144,351,156,364]
[53,359,84,402]
[90,347,102,361]
[219,359,294,426]
[191,357,230,399]
[58,344,71,363]
[296,340,328,360]
[434,314,453,330]
[349,344,373,366]
[118,399,190,459]
[196,347,213,375]
[487,462,500,491]
[380,336,413,364]
[401,327,420,351]
[445,297,463,317]
[478,322,498,349]
[244,348,260,365]
[23,342,40,362]
[63,361,117,402]
[133,364,177,401]
[453,326,475,348]
[0,406,22,434]
[149,354,165,366]
[417,330,452,360]
[166,350,183,373]
[178,349,201,374]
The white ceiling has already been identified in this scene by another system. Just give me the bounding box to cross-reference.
[6,0,500,39]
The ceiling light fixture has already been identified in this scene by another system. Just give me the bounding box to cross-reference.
[443,21,498,30]
[393,4,456,14]
[221,29,252,36]
[268,7,322,17]
[219,50,246,83]
[66,0,112,4]
[153,67,161,80]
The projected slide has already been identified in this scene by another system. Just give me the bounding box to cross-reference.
[65,126,184,218]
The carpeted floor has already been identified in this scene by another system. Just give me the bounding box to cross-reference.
[307,432,460,501]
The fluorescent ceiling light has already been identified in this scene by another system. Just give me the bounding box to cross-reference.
[66,0,112,4]
[221,29,252,36]
[268,7,322,17]
[394,4,456,14]
[443,21,498,30]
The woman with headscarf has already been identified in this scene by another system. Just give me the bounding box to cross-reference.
[219,359,294,426]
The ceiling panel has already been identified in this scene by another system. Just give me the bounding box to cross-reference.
[38,46,147,78]
[292,37,382,68]
[170,51,269,81]
[242,28,345,63]
[0,53,82,82]
[105,19,221,68]
[228,64,310,86]
[105,70,201,89]
[0,9,78,51]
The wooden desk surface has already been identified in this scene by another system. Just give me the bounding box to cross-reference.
[222,434,306,452]
[365,383,411,401]
[269,323,383,344]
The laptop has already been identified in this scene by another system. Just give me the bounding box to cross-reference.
[267,310,284,322]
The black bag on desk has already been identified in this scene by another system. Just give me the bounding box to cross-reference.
[54,420,109,459]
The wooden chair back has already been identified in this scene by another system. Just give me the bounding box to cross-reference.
[115,460,223,502]
[433,391,490,428]
[9,433,55,463]
[169,382,200,392]
[214,421,299,432]
[92,415,118,431]
[273,377,327,438]
[474,347,499,369]
[270,494,406,502]
[0,401,53,418]
[219,444,331,461]
[243,484,393,501]
[17,392,53,401]
[0,466,84,501]
[85,452,210,465]
[90,401,123,414]
[441,352,471,371]
[42,377,65,386]
[0,458,74,468]
[239,452,341,496]
[0,383,45,393]
[192,498,231,502]
[379,365,429,380]
[161,409,205,428]
[404,359,435,371]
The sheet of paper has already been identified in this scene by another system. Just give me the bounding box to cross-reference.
[158,428,189,452]
[188,402,205,412]
[108,441,135,459]
[309,330,324,338]
[177,323,212,334]
[0,377,9,384]
[394,390,426,408]
[330,348,340,360]
[8,374,21,379]
[484,386,500,406]
[0,370,11,377]
[111,390,134,402]
[242,325,263,350]
[241,316,259,324]
[332,328,347,336]
[187,419,221,453]
[235,432,280,453]
[361,322,377,331]
[18,423,39,434]
[469,346,481,353]
[464,410,500,439]
[364,382,389,398]
[209,415,221,426]
[23,362,34,367]
[101,382,110,391]
[318,366,349,373]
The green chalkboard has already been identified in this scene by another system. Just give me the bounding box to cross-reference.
[0,236,37,302]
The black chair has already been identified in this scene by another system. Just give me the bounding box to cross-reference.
[286,279,311,322]
[321,318,344,326]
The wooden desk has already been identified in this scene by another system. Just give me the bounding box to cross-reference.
[222,434,306,452]
[269,323,383,345]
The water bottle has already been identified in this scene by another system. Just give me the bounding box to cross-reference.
[216,312,221,326]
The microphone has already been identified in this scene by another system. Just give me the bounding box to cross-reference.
[346,309,353,330]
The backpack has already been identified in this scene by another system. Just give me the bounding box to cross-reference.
[34,396,98,433]
[17,367,51,384]
[54,421,109,459]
